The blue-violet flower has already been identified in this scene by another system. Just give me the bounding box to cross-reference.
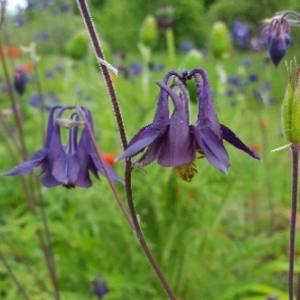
[117,69,260,181]
[4,106,123,188]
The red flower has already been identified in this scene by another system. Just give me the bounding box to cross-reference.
[101,153,116,166]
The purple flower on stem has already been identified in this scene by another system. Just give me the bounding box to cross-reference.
[4,106,123,188]
[117,69,260,181]
[268,17,290,66]
[13,69,27,95]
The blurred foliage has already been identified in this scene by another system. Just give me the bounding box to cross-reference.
[1,0,300,299]
[90,0,206,51]
[208,0,297,29]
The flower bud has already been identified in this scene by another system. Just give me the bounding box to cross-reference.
[281,59,300,143]
[139,15,158,49]
[66,31,89,60]
[210,21,231,59]
[13,68,27,95]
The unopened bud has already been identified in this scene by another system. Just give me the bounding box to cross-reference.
[139,15,158,49]
[210,21,231,59]
[66,31,89,60]
[13,69,27,95]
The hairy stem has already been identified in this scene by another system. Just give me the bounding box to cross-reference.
[76,0,127,150]
[289,144,299,300]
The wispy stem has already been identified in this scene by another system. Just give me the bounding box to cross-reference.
[289,144,299,300]
[0,233,53,296]
[35,180,61,300]
[0,248,30,300]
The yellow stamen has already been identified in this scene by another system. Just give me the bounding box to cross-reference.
[175,162,198,182]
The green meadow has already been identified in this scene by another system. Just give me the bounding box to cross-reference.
[1,1,300,299]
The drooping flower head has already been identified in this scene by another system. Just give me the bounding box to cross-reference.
[117,69,260,181]
[4,105,123,188]
[266,11,300,67]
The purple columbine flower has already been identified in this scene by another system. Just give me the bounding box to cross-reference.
[117,69,260,181]
[4,106,123,188]
[266,11,300,66]
[268,17,290,67]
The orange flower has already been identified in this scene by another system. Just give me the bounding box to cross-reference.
[0,45,20,59]
[101,153,116,166]
[8,47,20,58]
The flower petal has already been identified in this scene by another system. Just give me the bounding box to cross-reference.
[41,170,61,188]
[154,82,195,166]
[220,124,261,160]
[51,153,81,185]
[194,70,222,137]
[91,153,124,184]
[117,124,168,161]
[191,125,230,173]
[3,149,48,176]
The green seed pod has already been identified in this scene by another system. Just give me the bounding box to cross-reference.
[291,64,300,142]
[281,62,293,141]
[139,15,158,49]
[66,31,89,60]
[210,21,231,60]
[281,59,300,143]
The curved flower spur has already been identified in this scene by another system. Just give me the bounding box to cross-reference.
[4,105,123,188]
[117,68,260,182]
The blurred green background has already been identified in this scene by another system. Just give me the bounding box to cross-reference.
[1,0,300,299]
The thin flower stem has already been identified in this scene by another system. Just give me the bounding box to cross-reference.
[76,0,127,150]
[0,233,53,296]
[32,61,46,143]
[0,248,30,300]
[124,163,177,300]
[289,144,299,300]
[0,35,28,160]
[76,106,133,229]
[35,180,61,300]
[297,274,300,300]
